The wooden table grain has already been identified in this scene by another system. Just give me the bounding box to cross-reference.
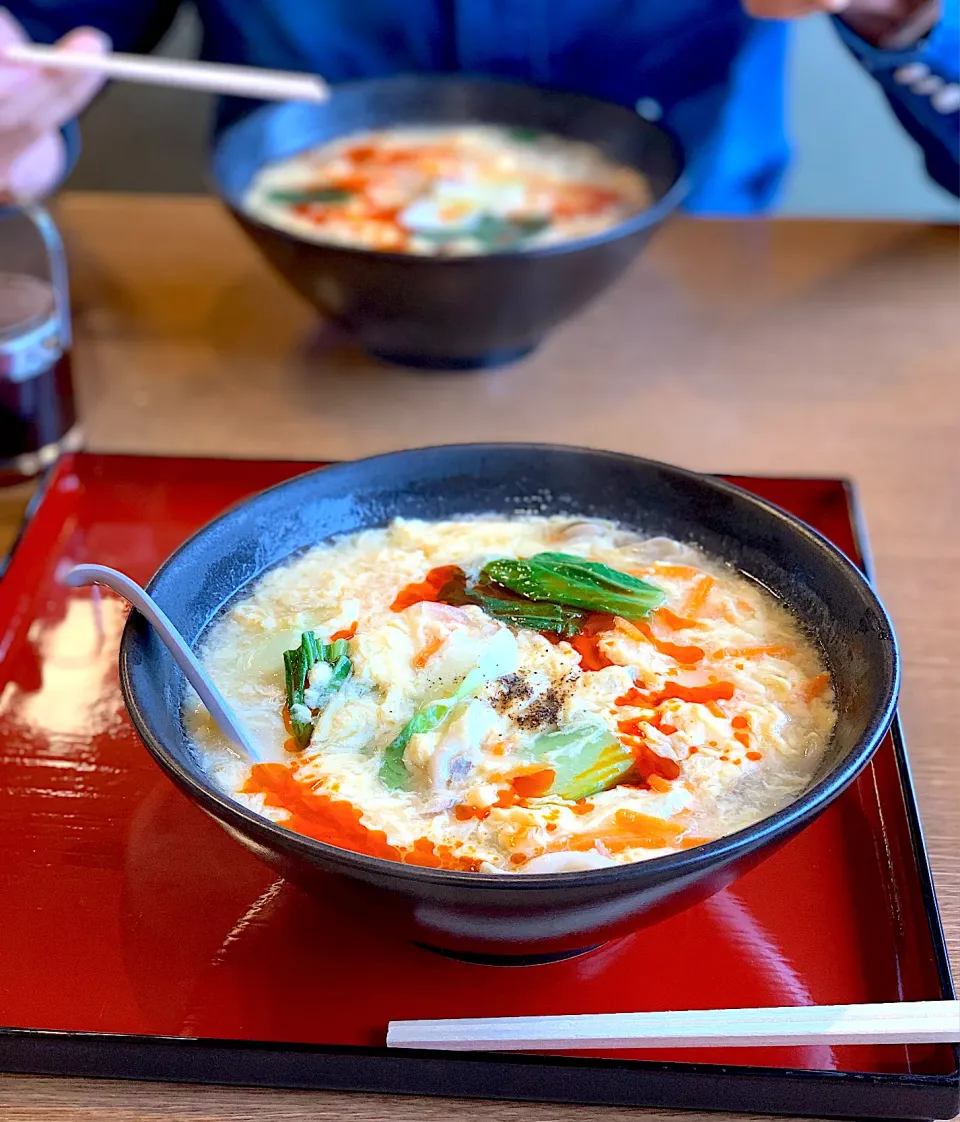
[1,193,957,1122]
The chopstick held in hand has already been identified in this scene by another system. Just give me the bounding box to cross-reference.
[3,41,329,103]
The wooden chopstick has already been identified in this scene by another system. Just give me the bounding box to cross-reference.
[3,43,329,103]
[386,1000,960,1052]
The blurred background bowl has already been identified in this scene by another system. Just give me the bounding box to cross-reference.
[210,76,686,370]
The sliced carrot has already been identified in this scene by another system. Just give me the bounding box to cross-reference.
[330,622,358,641]
[730,715,749,729]
[614,616,644,641]
[659,681,735,704]
[412,633,446,670]
[634,621,704,665]
[803,672,831,702]
[712,645,794,660]
[648,774,673,794]
[746,751,763,761]
[684,575,715,614]
[680,835,713,849]
[733,730,751,748]
[580,810,686,850]
[511,768,556,800]
[656,607,699,630]
[454,804,490,821]
[651,564,700,579]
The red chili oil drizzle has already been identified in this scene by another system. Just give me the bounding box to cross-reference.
[390,565,466,611]
[616,718,683,784]
[569,613,616,670]
[243,763,482,871]
[617,681,735,707]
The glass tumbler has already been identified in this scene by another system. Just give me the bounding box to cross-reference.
[0,204,80,482]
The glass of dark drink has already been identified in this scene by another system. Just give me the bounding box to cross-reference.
[0,204,80,482]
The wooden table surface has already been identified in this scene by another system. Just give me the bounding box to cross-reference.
[1,193,957,1122]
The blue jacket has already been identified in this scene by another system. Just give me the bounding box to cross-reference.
[10,0,959,212]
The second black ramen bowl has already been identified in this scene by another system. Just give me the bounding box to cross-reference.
[118,445,899,963]
[209,76,686,370]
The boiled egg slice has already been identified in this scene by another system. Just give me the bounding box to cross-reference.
[399,179,528,233]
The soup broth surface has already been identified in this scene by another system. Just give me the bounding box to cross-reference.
[243,126,653,255]
[187,517,835,874]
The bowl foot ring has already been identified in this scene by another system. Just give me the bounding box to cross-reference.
[369,345,537,371]
[413,942,603,966]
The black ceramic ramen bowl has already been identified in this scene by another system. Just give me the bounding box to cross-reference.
[209,76,686,371]
[118,445,899,963]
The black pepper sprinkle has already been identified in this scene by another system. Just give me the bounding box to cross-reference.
[488,671,579,732]
[488,673,534,713]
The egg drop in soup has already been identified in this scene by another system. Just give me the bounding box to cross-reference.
[242,126,653,255]
[186,517,836,874]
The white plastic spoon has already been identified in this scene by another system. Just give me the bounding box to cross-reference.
[66,563,262,761]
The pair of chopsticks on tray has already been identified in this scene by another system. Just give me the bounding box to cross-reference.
[3,42,330,103]
[387,1000,960,1052]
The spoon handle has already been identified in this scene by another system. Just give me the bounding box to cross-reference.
[66,564,262,762]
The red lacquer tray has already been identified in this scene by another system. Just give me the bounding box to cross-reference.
[0,453,956,1120]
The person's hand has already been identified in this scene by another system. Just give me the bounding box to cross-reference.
[0,9,110,200]
[745,0,851,12]
[744,0,939,46]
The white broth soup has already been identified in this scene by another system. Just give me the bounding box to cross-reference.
[243,126,653,256]
[186,517,836,874]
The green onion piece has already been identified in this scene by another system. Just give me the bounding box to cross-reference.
[471,213,551,248]
[529,722,635,801]
[327,654,352,689]
[481,552,665,618]
[283,630,352,750]
[508,127,542,142]
[283,634,318,749]
[301,630,322,668]
[416,214,551,250]
[413,227,471,244]
[267,187,352,205]
[283,648,301,709]
[511,215,551,236]
[379,668,485,790]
